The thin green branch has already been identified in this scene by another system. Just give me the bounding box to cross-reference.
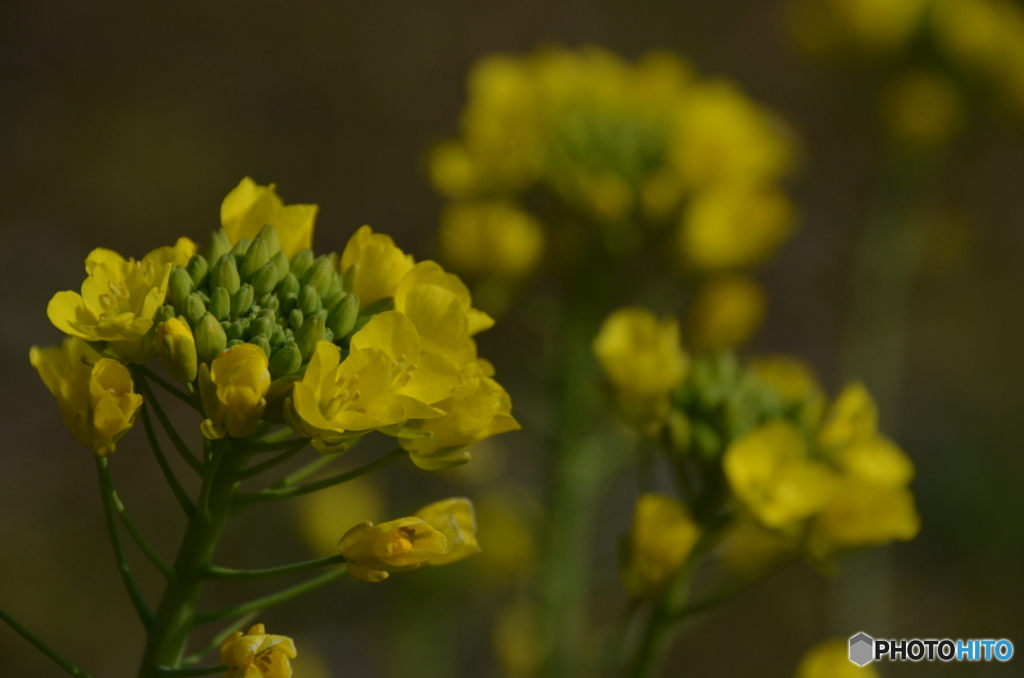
[141,406,196,515]
[194,566,349,625]
[673,556,796,623]
[271,453,337,489]
[246,438,306,453]
[182,613,259,667]
[204,554,347,582]
[257,426,300,445]
[98,461,176,581]
[155,665,227,677]
[136,365,196,409]
[96,458,154,628]
[0,606,95,678]
[236,440,308,479]
[138,375,204,474]
[234,447,406,507]
[196,445,224,522]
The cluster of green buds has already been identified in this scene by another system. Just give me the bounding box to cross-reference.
[160,224,363,381]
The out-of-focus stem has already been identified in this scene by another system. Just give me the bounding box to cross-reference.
[0,606,95,678]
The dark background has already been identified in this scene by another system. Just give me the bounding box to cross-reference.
[2,1,1022,676]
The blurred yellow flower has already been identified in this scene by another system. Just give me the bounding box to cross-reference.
[749,356,827,429]
[680,183,796,270]
[340,225,415,309]
[400,361,520,470]
[718,510,798,575]
[788,0,931,55]
[621,493,700,598]
[297,477,386,556]
[199,343,271,439]
[817,381,878,452]
[30,338,142,456]
[881,69,965,146]
[220,623,297,678]
[156,317,197,384]
[439,201,545,280]
[795,639,881,678]
[724,421,838,531]
[221,177,317,257]
[593,307,689,426]
[687,275,767,350]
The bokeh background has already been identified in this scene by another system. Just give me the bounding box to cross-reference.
[2,1,1023,676]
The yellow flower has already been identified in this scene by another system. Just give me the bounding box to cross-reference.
[30,337,142,456]
[795,639,881,678]
[289,312,462,451]
[156,318,198,384]
[806,482,920,562]
[221,177,318,257]
[881,69,965,147]
[680,183,796,270]
[340,225,415,310]
[199,344,271,439]
[46,242,194,363]
[621,493,700,599]
[686,275,767,350]
[593,307,689,426]
[400,361,520,470]
[749,356,827,429]
[429,140,480,199]
[817,381,878,452]
[338,498,478,582]
[439,201,545,280]
[393,261,495,366]
[718,510,798,575]
[723,421,838,531]
[220,623,297,678]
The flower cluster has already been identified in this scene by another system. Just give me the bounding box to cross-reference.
[430,46,796,279]
[32,178,519,470]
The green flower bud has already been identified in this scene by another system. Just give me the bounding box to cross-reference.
[207,228,231,265]
[248,335,272,359]
[327,294,359,339]
[295,314,326,361]
[247,304,261,317]
[187,254,209,288]
[298,285,322,316]
[239,237,270,281]
[251,261,281,296]
[184,294,207,328]
[323,328,335,343]
[290,248,314,278]
[155,304,177,324]
[157,318,198,383]
[302,257,334,296]
[229,237,251,259]
[289,308,304,331]
[196,289,210,304]
[226,338,245,349]
[269,344,302,379]
[212,255,241,296]
[272,250,290,280]
[209,287,231,321]
[351,313,373,335]
[360,296,395,317]
[168,266,194,312]
[270,324,286,346]
[284,328,294,341]
[230,284,255,317]
[321,286,346,312]
[256,224,282,256]
[342,262,358,293]
[263,295,280,311]
[225,320,247,342]
[277,272,300,297]
[195,313,227,363]
[249,316,273,340]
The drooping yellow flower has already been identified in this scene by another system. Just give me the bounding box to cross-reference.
[221,177,318,257]
[400,361,520,470]
[749,356,827,429]
[439,201,545,280]
[46,242,194,363]
[220,623,297,678]
[593,307,689,426]
[199,343,271,439]
[795,639,881,678]
[723,421,838,531]
[340,225,415,309]
[393,261,495,366]
[686,275,767,350]
[414,497,481,565]
[29,337,142,456]
[156,317,198,384]
[620,493,700,599]
[289,312,462,451]
[680,183,796,270]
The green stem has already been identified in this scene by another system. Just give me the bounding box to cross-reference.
[97,457,155,628]
[246,438,307,453]
[271,453,338,489]
[234,447,406,507]
[138,375,204,474]
[236,440,308,479]
[155,665,227,677]
[141,406,195,515]
[204,554,347,582]
[672,557,794,623]
[137,365,196,410]
[98,461,176,581]
[0,606,95,678]
[194,566,349,625]
[181,613,259,667]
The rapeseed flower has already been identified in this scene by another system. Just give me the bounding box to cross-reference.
[220,624,297,678]
[221,177,317,257]
[620,493,700,598]
[199,343,271,439]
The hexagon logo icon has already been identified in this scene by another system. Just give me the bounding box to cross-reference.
[849,632,874,666]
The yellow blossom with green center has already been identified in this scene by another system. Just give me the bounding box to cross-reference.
[199,343,271,439]
[29,337,142,456]
[620,493,700,599]
[340,225,415,309]
[219,624,297,678]
[221,177,318,257]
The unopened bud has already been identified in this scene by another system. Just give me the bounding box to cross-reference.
[295,314,325,361]
[211,255,241,296]
[239,237,270,281]
[209,287,230,321]
[195,313,228,363]
[269,344,302,379]
[158,318,198,383]
[206,228,231,265]
[251,261,280,296]
[277,272,300,297]
[226,338,244,349]
[225,320,247,341]
[270,324,286,346]
[298,285,322,316]
[271,250,290,280]
[327,294,359,338]
[168,266,194,311]
[256,224,282,255]
[230,284,254,317]
[290,248,314,278]
[289,308,304,331]
[342,262,358,293]
[302,257,334,296]
[187,254,209,288]
[229,237,251,259]
[249,316,273,340]
[248,335,272,359]
[183,294,206,327]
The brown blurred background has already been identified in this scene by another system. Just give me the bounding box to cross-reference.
[2,1,1023,676]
